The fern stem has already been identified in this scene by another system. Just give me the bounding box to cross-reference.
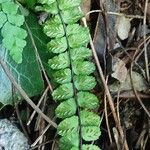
[55,0,83,149]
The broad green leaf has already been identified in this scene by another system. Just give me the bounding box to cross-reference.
[0,13,49,106]
[55,98,76,118]
[47,37,67,53]
[0,0,11,3]
[72,61,95,75]
[59,0,81,10]
[70,47,92,61]
[2,1,18,15]
[74,75,96,90]
[7,14,25,26]
[80,110,100,126]
[0,11,7,28]
[82,126,101,141]
[52,83,74,101]
[48,52,70,70]
[52,68,71,84]
[61,7,83,24]
[58,116,79,136]
[77,92,99,109]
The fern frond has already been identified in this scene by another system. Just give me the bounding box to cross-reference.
[59,134,79,150]
[82,126,101,141]
[59,0,81,10]
[74,75,96,90]
[55,98,76,118]
[48,52,69,69]
[72,61,95,75]
[80,110,100,126]
[52,83,74,101]
[77,92,99,109]
[0,0,27,63]
[70,47,92,60]
[61,7,83,24]
[82,145,101,150]
[44,21,64,38]
[47,37,67,53]
[36,0,101,149]
[52,68,71,84]
[58,116,79,137]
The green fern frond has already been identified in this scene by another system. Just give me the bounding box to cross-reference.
[0,0,27,63]
[47,37,67,53]
[70,47,92,60]
[80,110,100,126]
[82,145,101,150]
[72,61,95,75]
[74,75,96,90]
[55,98,76,118]
[77,92,99,109]
[58,116,79,137]
[52,83,74,101]
[36,0,101,149]
[52,68,71,84]
[82,126,101,141]
[48,52,69,69]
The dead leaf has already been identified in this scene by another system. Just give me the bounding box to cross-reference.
[109,71,148,92]
[111,57,127,82]
[117,16,131,40]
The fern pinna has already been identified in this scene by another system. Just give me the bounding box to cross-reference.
[36,0,101,149]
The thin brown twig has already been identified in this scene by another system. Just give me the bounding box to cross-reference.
[86,10,144,19]
[82,16,129,150]
[143,0,149,81]
[27,86,49,126]
[0,58,57,128]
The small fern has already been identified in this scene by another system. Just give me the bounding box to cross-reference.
[36,0,101,149]
[0,0,27,64]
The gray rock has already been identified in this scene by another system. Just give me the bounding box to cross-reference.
[0,119,29,150]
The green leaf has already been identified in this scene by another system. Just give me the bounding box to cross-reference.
[0,11,7,28]
[58,116,79,136]
[52,83,74,101]
[74,75,96,90]
[2,1,18,15]
[44,21,64,38]
[77,92,99,109]
[82,145,101,150]
[47,37,67,53]
[7,14,25,26]
[59,0,81,10]
[82,126,101,141]
[52,68,71,84]
[55,98,76,118]
[0,13,48,106]
[61,7,83,24]
[80,110,100,126]
[70,47,92,61]
[48,52,70,70]
[72,61,95,75]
